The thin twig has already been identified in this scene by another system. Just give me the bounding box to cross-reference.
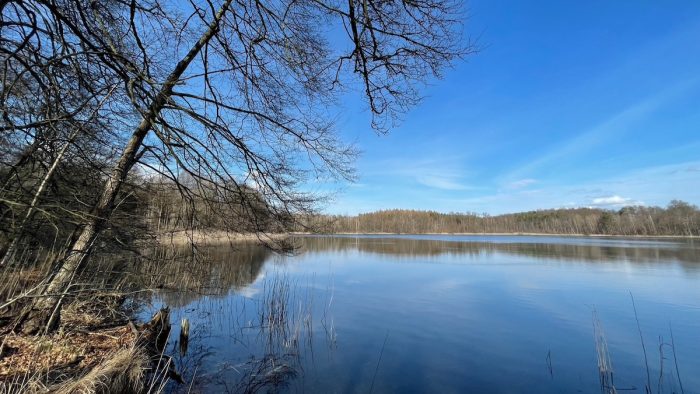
[369,331,389,394]
[669,323,685,394]
[630,292,651,394]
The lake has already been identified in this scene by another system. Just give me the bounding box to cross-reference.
[143,235,700,393]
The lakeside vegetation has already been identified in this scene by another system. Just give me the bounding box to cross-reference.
[306,201,700,236]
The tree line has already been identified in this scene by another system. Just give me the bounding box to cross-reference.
[305,201,700,236]
[0,166,284,261]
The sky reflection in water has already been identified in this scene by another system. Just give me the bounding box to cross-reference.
[147,235,700,393]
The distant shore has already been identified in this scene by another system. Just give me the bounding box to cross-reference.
[157,230,699,245]
[313,232,699,238]
[156,230,288,245]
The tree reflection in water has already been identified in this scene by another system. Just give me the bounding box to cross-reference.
[134,243,333,393]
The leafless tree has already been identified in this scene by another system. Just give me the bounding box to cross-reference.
[312,203,700,236]
[1,0,470,333]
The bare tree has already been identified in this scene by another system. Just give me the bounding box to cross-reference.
[1,0,470,333]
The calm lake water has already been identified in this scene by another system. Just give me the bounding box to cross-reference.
[143,235,700,393]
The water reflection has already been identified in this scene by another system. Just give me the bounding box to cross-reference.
[150,270,329,393]
[138,235,700,393]
[300,235,700,269]
[137,243,270,307]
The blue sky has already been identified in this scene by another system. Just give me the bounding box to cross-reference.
[324,1,700,215]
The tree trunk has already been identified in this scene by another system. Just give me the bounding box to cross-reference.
[19,0,234,334]
[1,87,116,268]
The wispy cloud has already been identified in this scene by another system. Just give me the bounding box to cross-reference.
[362,155,476,191]
[428,160,700,215]
[416,175,471,190]
[589,195,643,207]
[506,178,537,189]
[504,80,697,182]
[348,182,367,188]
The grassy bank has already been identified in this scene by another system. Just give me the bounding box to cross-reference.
[0,296,174,393]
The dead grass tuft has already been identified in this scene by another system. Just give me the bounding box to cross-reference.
[0,297,147,393]
[61,295,128,329]
[0,325,137,380]
[52,345,149,394]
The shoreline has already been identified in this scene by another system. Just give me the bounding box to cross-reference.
[156,230,289,245]
[158,230,699,243]
[296,232,700,239]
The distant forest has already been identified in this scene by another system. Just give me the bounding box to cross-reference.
[303,201,700,236]
[0,171,288,257]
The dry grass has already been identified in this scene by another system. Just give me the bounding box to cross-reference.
[61,296,130,329]
[0,325,138,386]
[593,309,617,394]
[592,304,687,394]
[52,344,149,394]
[0,297,165,394]
[156,230,288,246]
[0,268,47,320]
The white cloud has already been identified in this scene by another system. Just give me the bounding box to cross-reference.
[432,160,700,214]
[591,195,629,205]
[590,195,643,207]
